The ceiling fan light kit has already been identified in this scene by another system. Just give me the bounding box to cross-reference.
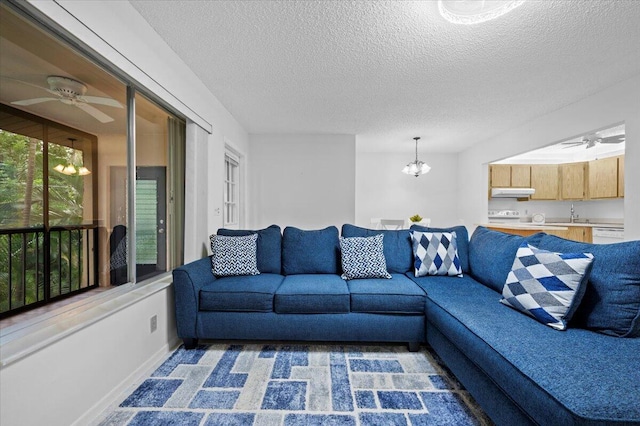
[438,0,526,25]
[402,137,431,177]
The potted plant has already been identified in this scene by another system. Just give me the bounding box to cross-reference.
[409,214,423,223]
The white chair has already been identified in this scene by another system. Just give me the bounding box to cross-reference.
[380,219,405,230]
[370,217,382,230]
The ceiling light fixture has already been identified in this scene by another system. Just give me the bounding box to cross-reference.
[438,0,526,25]
[402,137,431,177]
[54,138,91,176]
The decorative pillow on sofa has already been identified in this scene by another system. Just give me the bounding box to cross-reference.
[339,234,392,280]
[341,224,412,274]
[410,231,463,277]
[217,225,282,274]
[500,242,594,330]
[209,234,260,277]
[410,225,470,273]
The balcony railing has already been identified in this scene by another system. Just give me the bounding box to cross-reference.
[0,224,99,318]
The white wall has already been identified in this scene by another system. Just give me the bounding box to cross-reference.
[458,74,640,240]
[0,285,177,426]
[356,149,460,228]
[248,134,356,229]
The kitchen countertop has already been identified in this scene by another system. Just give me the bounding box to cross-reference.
[480,223,569,231]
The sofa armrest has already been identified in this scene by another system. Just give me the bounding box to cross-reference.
[172,256,215,338]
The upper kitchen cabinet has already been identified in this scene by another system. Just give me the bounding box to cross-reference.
[511,165,531,187]
[618,155,625,197]
[490,164,511,187]
[588,156,619,199]
[489,164,531,188]
[530,164,559,200]
[560,162,586,200]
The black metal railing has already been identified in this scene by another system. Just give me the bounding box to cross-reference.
[0,225,99,318]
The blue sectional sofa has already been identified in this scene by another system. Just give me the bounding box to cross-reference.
[173,224,640,425]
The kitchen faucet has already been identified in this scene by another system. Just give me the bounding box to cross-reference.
[570,203,577,223]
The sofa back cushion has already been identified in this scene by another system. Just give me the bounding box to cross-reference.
[536,234,640,338]
[282,226,341,275]
[468,226,544,293]
[341,224,412,274]
[217,225,282,274]
[410,225,470,273]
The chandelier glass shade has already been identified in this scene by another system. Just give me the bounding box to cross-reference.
[438,0,526,25]
[402,137,431,177]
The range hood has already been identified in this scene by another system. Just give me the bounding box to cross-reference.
[491,188,535,198]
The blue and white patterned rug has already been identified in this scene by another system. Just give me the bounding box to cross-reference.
[96,343,490,425]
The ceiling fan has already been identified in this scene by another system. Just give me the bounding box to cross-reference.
[8,75,123,123]
[562,133,625,149]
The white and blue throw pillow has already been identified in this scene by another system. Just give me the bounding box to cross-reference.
[411,231,463,277]
[339,234,391,280]
[209,233,260,277]
[500,243,594,330]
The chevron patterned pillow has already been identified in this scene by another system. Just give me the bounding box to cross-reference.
[339,234,391,280]
[411,231,462,277]
[500,243,594,330]
[210,233,260,276]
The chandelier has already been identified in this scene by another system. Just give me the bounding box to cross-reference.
[402,137,431,177]
[53,138,91,176]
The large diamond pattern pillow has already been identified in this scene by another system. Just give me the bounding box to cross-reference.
[339,234,391,280]
[209,233,260,276]
[411,231,462,277]
[500,243,594,330]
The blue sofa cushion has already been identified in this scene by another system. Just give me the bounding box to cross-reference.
[468,226,544,293]
[217,225,282,274]
[339,234,391,280]
[411,273,640,424]
[209,234,259,276]
[500,243,594,330]
[410,225,470,273]
[341,224,412,274]
[274,274,350,313]
[199,273,284,312]
[282,226,340,275]
[536,235,640,338]
[410,230,462,277]
[348,274,426,314]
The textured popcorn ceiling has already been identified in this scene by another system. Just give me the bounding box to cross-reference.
[130,1,640,153]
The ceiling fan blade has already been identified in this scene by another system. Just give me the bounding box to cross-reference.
[80,96,124,108]
[11,97,58,106]
[599,135,625,144]
[75,102,114,123]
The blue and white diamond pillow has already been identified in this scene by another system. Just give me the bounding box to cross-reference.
[411,231,462,277]
[339,234,391,280]
[209,233,260,276]
[500,243,594,330]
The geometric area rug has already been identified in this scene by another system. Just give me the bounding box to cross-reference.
[96,343,491,425]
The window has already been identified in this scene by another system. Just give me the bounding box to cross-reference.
[224,151,239,226]
[0,3,185,318]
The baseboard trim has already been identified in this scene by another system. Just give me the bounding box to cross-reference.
[75,336,181,426]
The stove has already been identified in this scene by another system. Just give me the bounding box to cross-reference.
[488,210,522,223]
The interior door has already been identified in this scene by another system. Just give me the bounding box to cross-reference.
[135,166,166,280]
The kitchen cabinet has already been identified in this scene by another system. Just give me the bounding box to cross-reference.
[490,165,511,187]
[588,157,618,199]
[511,165,531,187]
[618,155,624,197]
[489,165,531,188]
[560,162,586,200]
[546,226,592,243]
[530,165,559,200]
